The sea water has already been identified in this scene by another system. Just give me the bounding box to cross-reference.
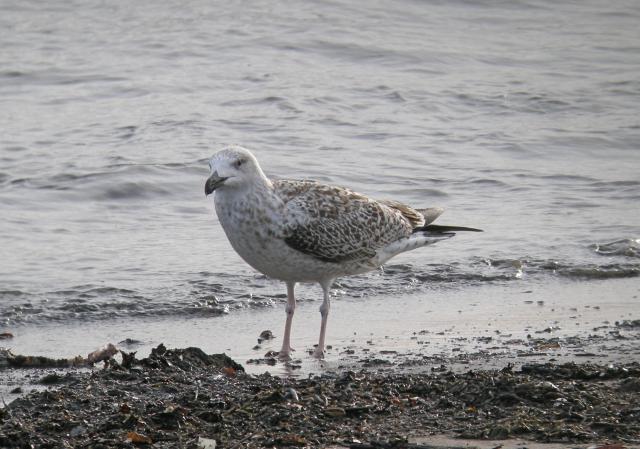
[0,0,638,367]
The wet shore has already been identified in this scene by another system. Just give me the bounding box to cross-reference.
[1,318,639,449]
[1,278,639,447]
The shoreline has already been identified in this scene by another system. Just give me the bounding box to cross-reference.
[2,277,638,376]
[1,277,639,447]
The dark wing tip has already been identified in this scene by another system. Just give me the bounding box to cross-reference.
[459,226,483,232]
[415,224,483,234]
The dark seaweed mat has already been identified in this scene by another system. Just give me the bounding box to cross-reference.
[1,345,639,448]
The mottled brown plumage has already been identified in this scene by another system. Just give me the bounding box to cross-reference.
[275,180,417,263]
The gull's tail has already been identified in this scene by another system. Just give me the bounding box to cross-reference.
[372,204,483,265]
[375,222,483,265]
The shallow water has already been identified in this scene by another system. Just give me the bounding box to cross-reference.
[0,1,638,346]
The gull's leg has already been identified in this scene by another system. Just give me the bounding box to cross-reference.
[313,278,333,359]
[278,281,296,360]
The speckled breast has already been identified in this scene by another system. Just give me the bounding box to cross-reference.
[215,192,349,282]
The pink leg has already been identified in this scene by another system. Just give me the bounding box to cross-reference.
[278,281,296,360]
[313,279,333,359]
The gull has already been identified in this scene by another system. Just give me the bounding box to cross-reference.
[205,146,481,359]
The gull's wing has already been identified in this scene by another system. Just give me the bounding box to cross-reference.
[274,180,416,263]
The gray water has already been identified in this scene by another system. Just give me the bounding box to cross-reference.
[1,0,639,329]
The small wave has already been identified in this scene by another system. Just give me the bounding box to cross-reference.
[556,265,639,280]
[311,118,358,128]
[383,91,406,103]
[0,290,28,298]
[308,39,417,65]
[95,181,171,200]
[3,255,638,326]
[0,284,237,326]
[592,239,640,259]
[540,174,597,183]
[114,126,137,140]
[2,162,197,199]
[449,90,576,115]
[384,187,449,198]
[467,178,509,187]
[0,70,26,78]
[219,96,301,113]
[591,180,640,188]
[0,69,128,87]
[472,257,640,281]
[56,302,101,313]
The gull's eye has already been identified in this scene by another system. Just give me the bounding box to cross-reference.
[234,158,246,168]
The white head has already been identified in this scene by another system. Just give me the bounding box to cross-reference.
[205,145,269,195]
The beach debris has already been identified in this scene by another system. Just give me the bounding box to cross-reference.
[257,329,274,343]
[118,338,143,347]
[284,387,299,402]
[197,437,217,449]
[69,425,87,437]
[0,332,14,340]
[324,406,346,418]
[0,348,84,369]
[535,326,560,334]
[592,444,627,449]
[0,344,638,448]
[257,389,285,403]
[247,356,277,366]
[38,373,65,385]
[616,319,640,329]
[126,431,152,444]
[534,341,561,351]
[86,343,118,364]
[151,404,188,430]
[313,394,328,406]
[619,378,640,392]
[222,366,237,377]
[270,434,307,446]
[120,350,137,369]
[142,344,244,372]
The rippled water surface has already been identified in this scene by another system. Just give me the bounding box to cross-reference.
[1,0,639,328]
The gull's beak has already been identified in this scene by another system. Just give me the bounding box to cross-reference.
[205,172,228,196]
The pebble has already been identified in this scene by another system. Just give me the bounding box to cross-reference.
[285,388,299,402]
[324,407,346,417]
[258,330,274,343]
[69,425,86,437]
[197,437,217,449]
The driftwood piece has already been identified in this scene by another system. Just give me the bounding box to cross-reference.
[0,343,120,369]
[0,349,84,369]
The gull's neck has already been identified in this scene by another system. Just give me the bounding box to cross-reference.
[217,172,274,203]
[246,169,274,196]
[253,168,273,192]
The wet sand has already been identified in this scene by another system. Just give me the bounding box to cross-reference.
[3,277,639,377]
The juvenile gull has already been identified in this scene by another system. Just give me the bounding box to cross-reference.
[205,146,481,359]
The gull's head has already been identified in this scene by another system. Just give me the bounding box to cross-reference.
[205,145,266,195]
